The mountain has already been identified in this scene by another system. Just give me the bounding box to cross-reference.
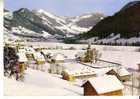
[4,8,104,42]
[76,1,140,46]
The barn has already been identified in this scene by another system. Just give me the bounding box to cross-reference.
[82,75,124,96]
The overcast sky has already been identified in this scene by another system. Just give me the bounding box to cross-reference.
[5,0,134,16]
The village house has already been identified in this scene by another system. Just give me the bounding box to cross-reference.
[62,68,96,81]
[49,53,65,74]
[33,52,46,65]
[41,49,53,60]
[17,52,28,76]
[25,47,35,61]
[31,52,46,71]
[82,75,124,96]
[106,67,131,82]
[51,53,65,63]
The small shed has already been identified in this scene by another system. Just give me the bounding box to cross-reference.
[25,47,35,61]
[82,75,124,96]
[17,52,28,63]
[62,67,96,80]
[62,70,75,81]
[52,53,65,63]
[49,62,64,75]
[33,52,45,65]
[106,67,131,82]
[41,50,52,60]
[17,52,28,73]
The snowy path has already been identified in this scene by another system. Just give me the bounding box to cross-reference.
[4,68,83,96]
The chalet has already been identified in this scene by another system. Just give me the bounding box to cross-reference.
[25,47,35,61]
[18,48,26,52]
[52,53,65,63]
[17,52,28,63]
[48,53,65,74]
[49,62,64,75]
[17,52,28,72]
[82,75,124,96]
[41,49,53,60]
[106,67,131,82]
[62,63,96,81]
[33,52,45,65]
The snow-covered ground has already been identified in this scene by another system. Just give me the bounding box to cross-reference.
[4,43,140,96]
[100,51,140,70]
[4,68,83,96]
[25,42,140,51]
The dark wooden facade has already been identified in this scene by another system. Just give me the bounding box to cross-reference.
[82,81,123,96]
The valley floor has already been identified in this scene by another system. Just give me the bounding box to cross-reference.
[4,43,140,96]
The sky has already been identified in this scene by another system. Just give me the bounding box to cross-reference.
[5,0,135,17]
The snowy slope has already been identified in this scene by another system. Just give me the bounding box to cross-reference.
[79,33,140,45]
[34,9,94,34]
[4,68,83,96]
[4,8,104,42]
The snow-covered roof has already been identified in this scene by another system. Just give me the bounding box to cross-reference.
[69,67,95,77]
[33,52,45,61]
[18,49,26,53]
[17,52,28,62]
[108,67,130,76]
[25,47,35,54]
[41,50,48,55]
[118,67,130,76]
[87,75,124,94]
[52,53,65,61]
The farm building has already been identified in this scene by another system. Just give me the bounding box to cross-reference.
[17,52,28,63]
[17,52,28,75]
[51,53,65,63]
[25,47,35,61]
[18,48,26,53]
[49,53,65,74]
[62,68,96,81]
[62,62,96,80]
[49,62,64,75]
[41,49,53,60]
[33,52,45,65]
[82,75,124,96]
[106,67,131,82]
[62,70,75,81]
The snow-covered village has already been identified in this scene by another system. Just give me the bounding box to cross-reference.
[4,41,140,96]
[3,0,140,96]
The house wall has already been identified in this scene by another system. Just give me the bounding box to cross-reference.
[99,90,123,96]
[119,75,131,82]
[83,81,123,96]
[83,81,98,96]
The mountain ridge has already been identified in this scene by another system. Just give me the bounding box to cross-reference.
[4,8,104,42]
[75,1,140,46]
